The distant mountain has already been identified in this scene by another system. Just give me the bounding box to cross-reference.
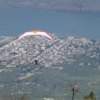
[0,0,100,11]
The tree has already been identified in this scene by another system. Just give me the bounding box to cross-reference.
[67,81,81,100]
[84,91,96,100]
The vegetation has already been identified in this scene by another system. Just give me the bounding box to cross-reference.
[0,55,100,99]
[0,83,97,100]
[67,81,81,100]
[84,91,96,100]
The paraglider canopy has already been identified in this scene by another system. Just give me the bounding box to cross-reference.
[18,30,54,42]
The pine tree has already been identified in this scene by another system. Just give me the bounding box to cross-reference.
[84,91,96,100]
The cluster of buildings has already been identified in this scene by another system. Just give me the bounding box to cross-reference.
[0,35,99,68]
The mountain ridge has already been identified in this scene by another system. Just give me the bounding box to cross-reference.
[0,0,100,11]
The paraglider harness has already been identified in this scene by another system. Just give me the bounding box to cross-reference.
[34,60,38,65]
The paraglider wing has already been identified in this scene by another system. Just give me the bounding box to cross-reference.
[18,30,54,42]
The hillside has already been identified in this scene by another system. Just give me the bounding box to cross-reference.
[0,35,100,99]
[0,0,100,11]
[1,35,100,68]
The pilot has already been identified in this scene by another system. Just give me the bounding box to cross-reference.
[34,60,38,65]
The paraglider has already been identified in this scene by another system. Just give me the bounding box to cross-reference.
[17,30,54,66]
[18,30,54,42]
